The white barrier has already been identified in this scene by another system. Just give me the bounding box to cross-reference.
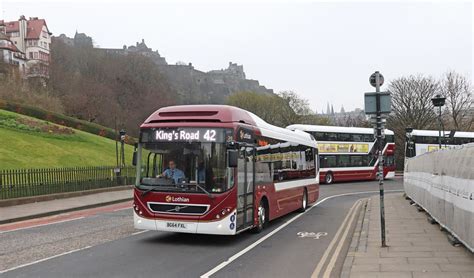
[404,143,474,252]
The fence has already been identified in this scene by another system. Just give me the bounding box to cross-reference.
[0,166,136,200]
[404,143,474,252]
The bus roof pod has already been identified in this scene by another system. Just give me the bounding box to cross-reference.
[409,129,474,138]
[142,105,317,148]
[287,124,395,136]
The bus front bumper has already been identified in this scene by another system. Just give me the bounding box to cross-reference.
[134,210,237,235]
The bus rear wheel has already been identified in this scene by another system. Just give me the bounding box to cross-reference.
[253,200,267,233]
[325,172,334,184]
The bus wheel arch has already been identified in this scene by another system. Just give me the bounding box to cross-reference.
[253,196,269,233]
[325,171,334,184]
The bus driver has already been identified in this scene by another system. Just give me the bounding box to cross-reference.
[159,160,185,184]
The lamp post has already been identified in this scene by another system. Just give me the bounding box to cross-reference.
[405,127,414,158]
[431,94,446,149]
[119,129,126,167]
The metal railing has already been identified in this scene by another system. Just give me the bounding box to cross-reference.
[0,166,136,200]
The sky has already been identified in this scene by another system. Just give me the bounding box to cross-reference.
[1,0,472,113]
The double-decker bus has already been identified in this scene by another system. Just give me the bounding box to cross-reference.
[133,105,319,235]
[405,129,474,158]
[286,125,395,184]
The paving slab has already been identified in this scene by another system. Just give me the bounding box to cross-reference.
[342,193,474,278]
[0,188,133,224]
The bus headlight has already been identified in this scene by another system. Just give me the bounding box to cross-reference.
[215,207,233,219]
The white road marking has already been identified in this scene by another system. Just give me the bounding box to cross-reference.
[131,230,149,236]
[0,246,92,274]
[113,207,132,212]
[311,200,360,277]
[322,201,362,277]
[297,231,328,239]
[200,189,402,278]
[0,217,85,234]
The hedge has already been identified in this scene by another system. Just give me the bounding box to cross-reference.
[0,100,136,144]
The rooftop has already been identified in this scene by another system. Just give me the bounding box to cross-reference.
[5,16,51,39]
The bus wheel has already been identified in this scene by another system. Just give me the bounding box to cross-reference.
[299,189,308,212]
[325,172,334,184]
[253,200,267,233]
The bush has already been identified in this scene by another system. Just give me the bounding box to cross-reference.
[0,101,136,144]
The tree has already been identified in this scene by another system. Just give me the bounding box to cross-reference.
[50,40,175,135]
[388,75,438,130]
[277,90,313,126]
[228,91,319,127]
[387,74,439,170]
[439,71,473,131]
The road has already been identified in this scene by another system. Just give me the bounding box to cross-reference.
[0,178,403,278]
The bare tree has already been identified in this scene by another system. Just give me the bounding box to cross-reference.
[388,75,438,130]
[439,71,473,131]
[387,75,438,170]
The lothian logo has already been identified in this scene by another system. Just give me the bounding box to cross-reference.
[165,195,190,203]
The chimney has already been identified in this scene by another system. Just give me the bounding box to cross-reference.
[0,20,5,35]
[18,15,27,53]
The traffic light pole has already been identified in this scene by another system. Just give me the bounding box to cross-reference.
[375,71,387,247]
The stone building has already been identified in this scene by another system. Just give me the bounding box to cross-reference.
[55,31,93,48]
[99,39,167,65]
[3,15,52,79]
[73,31,93,48]
[0,23,27,75]
[159,61,273,104]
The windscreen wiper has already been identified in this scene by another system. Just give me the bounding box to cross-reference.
[194,184,214,199]
[140,187,160,197]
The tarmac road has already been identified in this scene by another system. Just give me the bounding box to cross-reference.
[0,178,403,278]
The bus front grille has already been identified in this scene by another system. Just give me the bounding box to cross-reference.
[148,203,209,215]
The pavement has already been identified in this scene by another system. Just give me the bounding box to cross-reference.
[0,189,133,224]
[344,193,474,278]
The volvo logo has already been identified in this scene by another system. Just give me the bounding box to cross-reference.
[167,205,188,212]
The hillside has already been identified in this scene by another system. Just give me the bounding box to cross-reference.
[0,109,134,169]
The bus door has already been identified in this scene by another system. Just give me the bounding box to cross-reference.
[236,146,255,231]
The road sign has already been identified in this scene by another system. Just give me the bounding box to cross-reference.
[364,92,391,114]
[370,72,384,88]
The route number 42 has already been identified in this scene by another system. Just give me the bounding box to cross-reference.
[204,130,216,142]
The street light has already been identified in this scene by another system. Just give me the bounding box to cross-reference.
[405,127,414,158]
[119,129,126,167]
[431,94,446,149]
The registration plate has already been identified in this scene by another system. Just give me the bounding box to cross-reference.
[166,222,187,229]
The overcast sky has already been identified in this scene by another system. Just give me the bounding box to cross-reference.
[1,0,472,112]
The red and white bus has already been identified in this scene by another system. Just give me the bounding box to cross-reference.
[405,129,474,158]
[287,125,395,184]
[133,105,319,235]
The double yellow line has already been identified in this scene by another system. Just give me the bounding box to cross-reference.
[311,199,363,278]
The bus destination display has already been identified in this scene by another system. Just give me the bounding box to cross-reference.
[141,128,226,143]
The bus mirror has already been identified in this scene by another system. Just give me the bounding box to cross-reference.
[132,151,137,166]
[228,150,238,168]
